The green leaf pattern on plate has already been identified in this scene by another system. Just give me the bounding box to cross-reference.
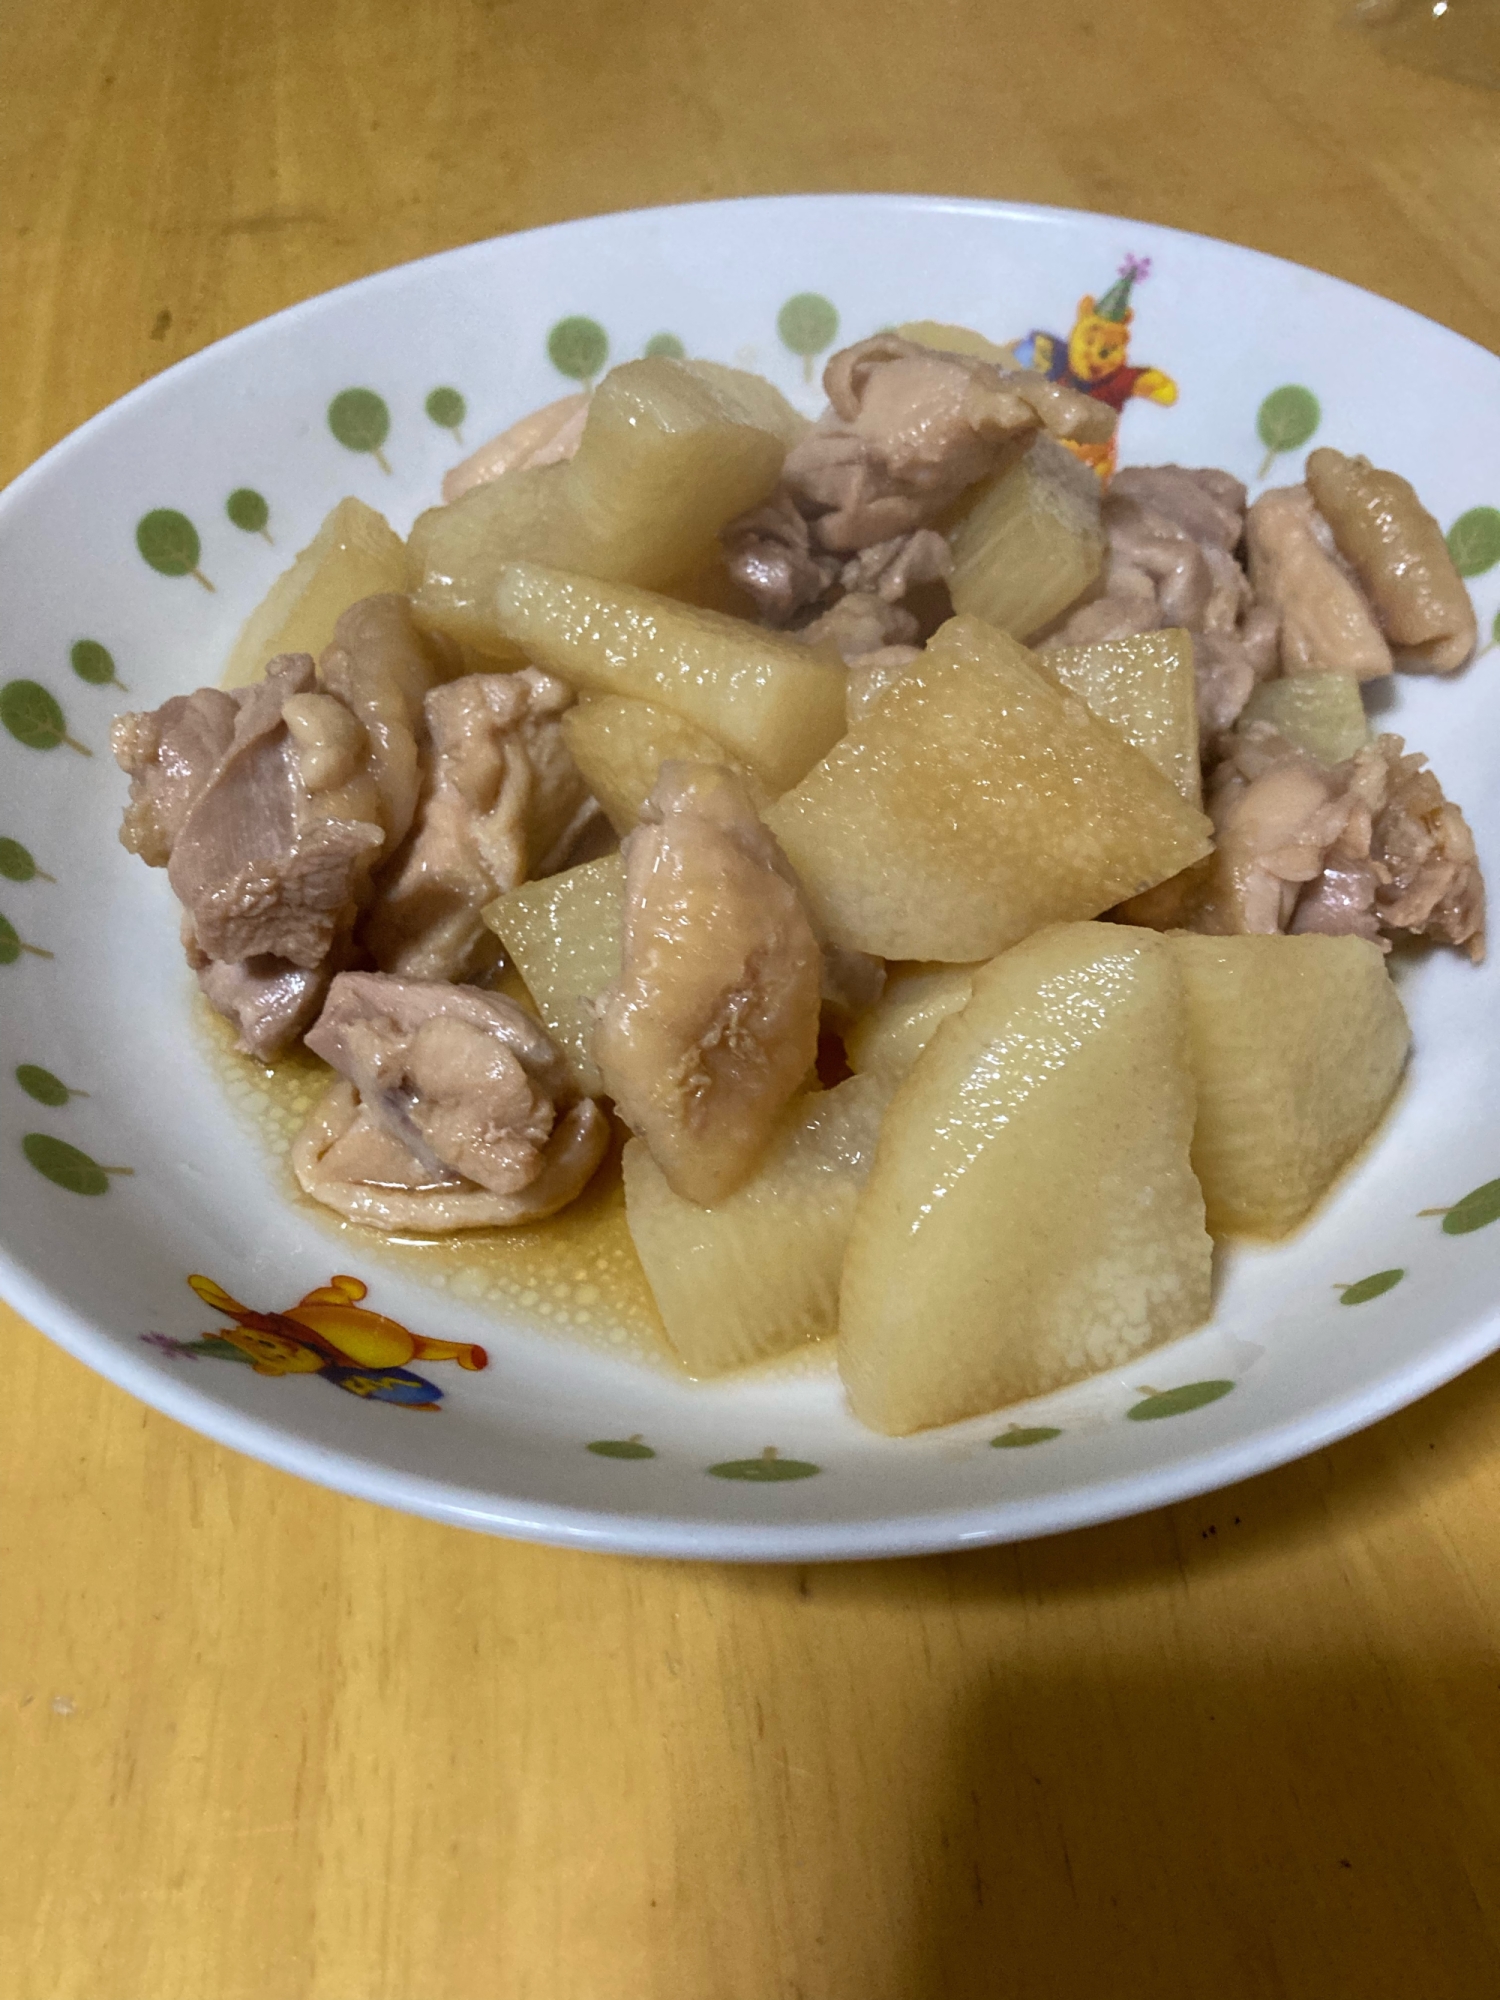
[1255,385,1320,478]
[424,387,466,435]
[1446,506,1500,579]
[708,1446,821,1482]
[777,293,839,382]
[1127,1380,1235,1421]
[226,487,272,539]
[327,389,392,472]
[0,681,87,754]
[69,639,125,689]
[643,332,686,359]
[0,838,49,883]
[547,317,608,384]
[0,913,51,963]
[15,1064,76,1107]
[587,1438,656,1459]
[991,1425,1063,1448]
[21,1133,120,1196]
[1340,1269,1404,1304]
[1431,1178,1500,1235]
[136,509,214,590]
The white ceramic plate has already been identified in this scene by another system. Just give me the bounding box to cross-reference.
[4,194,1499,1560]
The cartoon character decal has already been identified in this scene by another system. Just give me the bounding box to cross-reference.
[1014,254,1177,479]
[141,1273,488,1410]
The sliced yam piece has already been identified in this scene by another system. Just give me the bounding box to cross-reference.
[408,357,795,650]
[221,498,406,688]
[560,696,769,836]
[839,923,1212,1435]
[675,360,808,449]
[489,563,848,795]
[843,963,978,1082]
[1240,673,1369,767]
[623,1073,890,1374]
[1166,932,1410,1238]
[482,856,624,1098]
[946,434,1105,641]
[1041,628,1201,805]
[764,615,1213,962]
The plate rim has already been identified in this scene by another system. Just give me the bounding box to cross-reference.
[4,189,1498,1561]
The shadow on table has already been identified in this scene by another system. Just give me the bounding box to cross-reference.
[887,1640,1500,1999]
[710,1350,1500,1997]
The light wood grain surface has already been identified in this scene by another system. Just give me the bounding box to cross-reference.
[6,2,1500,1993]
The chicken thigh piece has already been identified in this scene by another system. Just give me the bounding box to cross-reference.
[594,762,823,1204]
[360,668,596,982]
[724,334,1113,634]
[297,971,609,1230]
[1244,485,1392,680]
[1306,448,1477,672]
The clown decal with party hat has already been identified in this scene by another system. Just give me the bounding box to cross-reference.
[1014,254,1177,480]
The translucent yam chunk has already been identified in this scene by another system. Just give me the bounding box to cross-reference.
[488,563,848,795]
[1041,628,1201,805]
[1166,931,1410,1238]
[623,1073,889,1374]
[1239,673,1369,768]
[946,435,1105,642]
[560,696,769,836]
[221,498,406,688]
[483,856,624,1099]
[839,923,1212,1435]
[765,615,1213,962]
[408,357,797,650]
[843,963,978,1081]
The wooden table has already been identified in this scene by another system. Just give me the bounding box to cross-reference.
[6,2,1500,1992]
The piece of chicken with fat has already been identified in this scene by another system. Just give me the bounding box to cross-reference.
[1243,485,1392,681]
[295,971,608,1230]
[361,668,597,983]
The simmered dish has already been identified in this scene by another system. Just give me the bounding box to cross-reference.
[111,325,1485,1434]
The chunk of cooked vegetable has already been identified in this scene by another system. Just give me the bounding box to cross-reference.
[488,563,849,795]
[765,615,1213,962]
[946,434,1105,641]
[1166,931,1410,1237]
[408,358,798,649]
[1041,627,1201,804]
[622,1072,889,1373]
[1239,673,1369,767]
[222,498,407,688]
[560,696,768,836]
[482,855,624,1098]
[839,923,1212,1435]
[843,963,978,1081]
